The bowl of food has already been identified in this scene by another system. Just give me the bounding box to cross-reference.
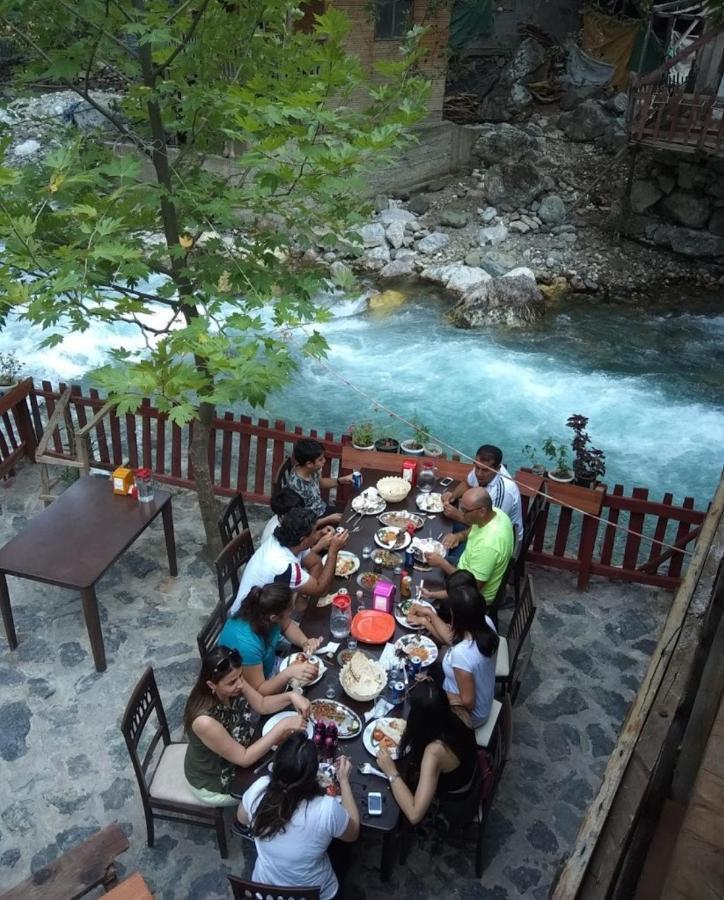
[376,476,412,503]
[339,651,387,702]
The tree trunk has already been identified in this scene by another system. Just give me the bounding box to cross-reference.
[189,401,223,559]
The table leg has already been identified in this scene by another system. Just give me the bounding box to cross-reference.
[0,572,18,650]
[161,502,178,577]
[81,586,106,673]
[380,831,398,882]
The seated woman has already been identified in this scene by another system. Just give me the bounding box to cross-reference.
[280,438,353,522]
[183,645,309,806]
[238,732,359,900]
[410,570,498,728]
[376,680,479,827]
[218,583,323,694]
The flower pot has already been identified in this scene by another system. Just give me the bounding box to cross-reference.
[400,439,424,456]
[547,470,574,483]
[423,443,443,458]
[374,438,400,454]
[352,442,375,451]
[0,381,17,397]
[574,473,597,489]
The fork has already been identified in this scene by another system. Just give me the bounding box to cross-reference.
[358,763,388,779]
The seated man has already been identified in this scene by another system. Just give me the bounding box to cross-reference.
[281,438,353,523]
[261,488,340,545]
[230,508,348,615]
[423,488,514,612]
[442,444,523,545]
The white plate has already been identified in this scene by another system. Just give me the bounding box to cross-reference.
[374,527,412,551]
[323,551,360,578]
[363,717,407,760]
[351,495,387,515]
[394,598,435,631]
[262,710,314,745]
[416,493,444,513]
[411,537,447,562]
[309,699,362,739]
[394,634,438,667]
[279,653,326,687]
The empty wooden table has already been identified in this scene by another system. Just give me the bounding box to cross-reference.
[0,475,177,672]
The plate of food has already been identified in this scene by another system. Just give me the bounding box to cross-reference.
[340,652,387,702]
[410,537,447,564]
[394,633,438,667]
[394,598,436,631]
[356,571,387,592]
[279,652,326,687]
[378,511,425,531]
[374,527,412,551]
[416,493,444,513]
[310,699,362,739]
[323,551,360,578]
[363,717,407,760]
[337,647,370,667]
[370,549,402,569]
[351,492,387,516]
[262,710,314,746]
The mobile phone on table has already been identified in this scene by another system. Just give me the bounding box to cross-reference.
[367,792,383,816]
[439,476,454,488]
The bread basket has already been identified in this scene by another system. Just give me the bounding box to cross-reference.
[339,658,386,702]
[376,476,412,503]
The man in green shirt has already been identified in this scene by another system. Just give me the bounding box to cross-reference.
[424,487,514,607]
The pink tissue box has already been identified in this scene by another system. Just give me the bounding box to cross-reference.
[372,580,396,613]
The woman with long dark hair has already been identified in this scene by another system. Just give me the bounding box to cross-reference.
[218,583,322,693]
[183,645,309,806]
[409,570,498,727]
[238,733,359,898]
[376,680,479,826]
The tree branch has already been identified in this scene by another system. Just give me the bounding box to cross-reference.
[54,0,141,60]
[154,0,213,75]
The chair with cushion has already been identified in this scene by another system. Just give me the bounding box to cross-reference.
[197,602,227,659]
[121,667,228,858]
[227,875,320,900]
[216,528,254,612]
[218,492,253,549]
[474,693,512,877]
[495,574,537,701]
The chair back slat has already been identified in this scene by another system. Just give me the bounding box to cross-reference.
[273,456,293,496]
[227,874,321,900]
[218,492,252,547]
[215,529,254,611]
[121,668,170,786]
[197,603,227,659]
[505,575,537,688]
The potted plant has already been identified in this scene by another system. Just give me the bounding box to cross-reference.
[0,352,21,395]
[423,439,443,458]
[521,444,546,477]
[350,421,375,451]
[542,437,573,482]
[566,414,606,488]
[400,415,428,456]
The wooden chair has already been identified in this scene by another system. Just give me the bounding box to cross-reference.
[486,556,515,630]
[510,490,548,604]
[227,875,320,900]
[121,667,229,858]
[474,693,512,877]
[273,455,293,496]
[215,528,254,611]
[496,574,537,701]
[197,602,227,659]
[218,491,253,549]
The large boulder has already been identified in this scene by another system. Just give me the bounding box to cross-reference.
[670,227,724,257]
[501,37,547,86]
[359,223,387,248]
[360,244,390,270]
[484,159,545,210]
[421,264,492,295]
[380,257,415,278]
[473,123,544,166]
[449,275,545,328]
[439,208,470,228]
[479,223,509,246]
[417,232,449,254]
[659,191,710,228]
[538,194,566,224]
[407,194,432,215]
[386,221,406,249]
[559,100,610,141]
[379,207,417,226]
[630,180,663,214]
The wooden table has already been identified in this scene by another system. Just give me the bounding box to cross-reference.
[105,873,154,899]
[231,469,455,880]
[0,475,177,672]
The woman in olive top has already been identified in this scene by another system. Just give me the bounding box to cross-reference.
[183,645,310,805]
[217,583,322,694]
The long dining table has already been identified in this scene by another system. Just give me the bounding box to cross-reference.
[230,467,458,880]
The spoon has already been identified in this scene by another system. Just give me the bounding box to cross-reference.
[358,763,388,779]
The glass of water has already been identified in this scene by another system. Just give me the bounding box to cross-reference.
[362,544,372,559]
[325,682,336,700]
[347,637,358,653]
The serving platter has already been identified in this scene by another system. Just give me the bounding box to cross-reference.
[363,717,407,760]
[394,633,438,667]
[278,652,326,687]
[374,527,412,551]
[378,511,425,531]
[309,699,362,739]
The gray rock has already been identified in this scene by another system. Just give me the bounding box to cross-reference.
[670,227,724,257]
[0,848,21,868]
[538,194,566,224]
[645,222,677,247]
[13,138,41,158]
[329,260,352,283]
[385,221,405,249]
[0,701,32,761]
[474,123,543,166]
[421,264,491,295]
[708,208,724,236]
[509,220,529,234]
[416,231,449,254]
[464,250,482,267]
[606,92,628,115]
[630,180,663,214]
[656,172,676,194]
[678,161,709,191]
[358,223,387,248]
[379,207,417,226]
[526,820,559,854]
[481,251,517,276]
[360,244,390,270]
[380,257,414,278]
[503,266,536,282]
[481,205,498,224]
[407,193,432,215]
[479,223,509,246]
[439,208,470,228]
[660,191,710,228]
[501,37,546,86]
[559,100,610,141]
[485,160,545,210]
[449,274,544,328]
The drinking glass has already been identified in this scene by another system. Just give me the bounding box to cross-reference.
[325,683,336,700]
[362,544,372,559]
[347,637,358,653]
[417,466,435,494]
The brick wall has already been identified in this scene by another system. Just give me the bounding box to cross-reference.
[333,0,451,120]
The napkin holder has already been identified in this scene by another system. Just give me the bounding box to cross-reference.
[372,580,396,614]
[401,459,417,485]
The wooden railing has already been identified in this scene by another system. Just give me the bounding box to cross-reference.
[0,379,37,479]
[0,380,708,591]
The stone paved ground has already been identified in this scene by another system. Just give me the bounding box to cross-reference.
[0,465,669,899]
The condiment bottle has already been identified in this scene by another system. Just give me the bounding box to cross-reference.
[325,722,338,759]
[400,570,412,600]
[313,720,326,757]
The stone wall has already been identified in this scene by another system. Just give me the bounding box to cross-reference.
[624,153,724,259]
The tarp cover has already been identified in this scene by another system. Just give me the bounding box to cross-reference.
[582,8,641,88]
[450,0,494,49]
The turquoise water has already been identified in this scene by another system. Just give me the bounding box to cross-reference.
[2,286,722,508]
